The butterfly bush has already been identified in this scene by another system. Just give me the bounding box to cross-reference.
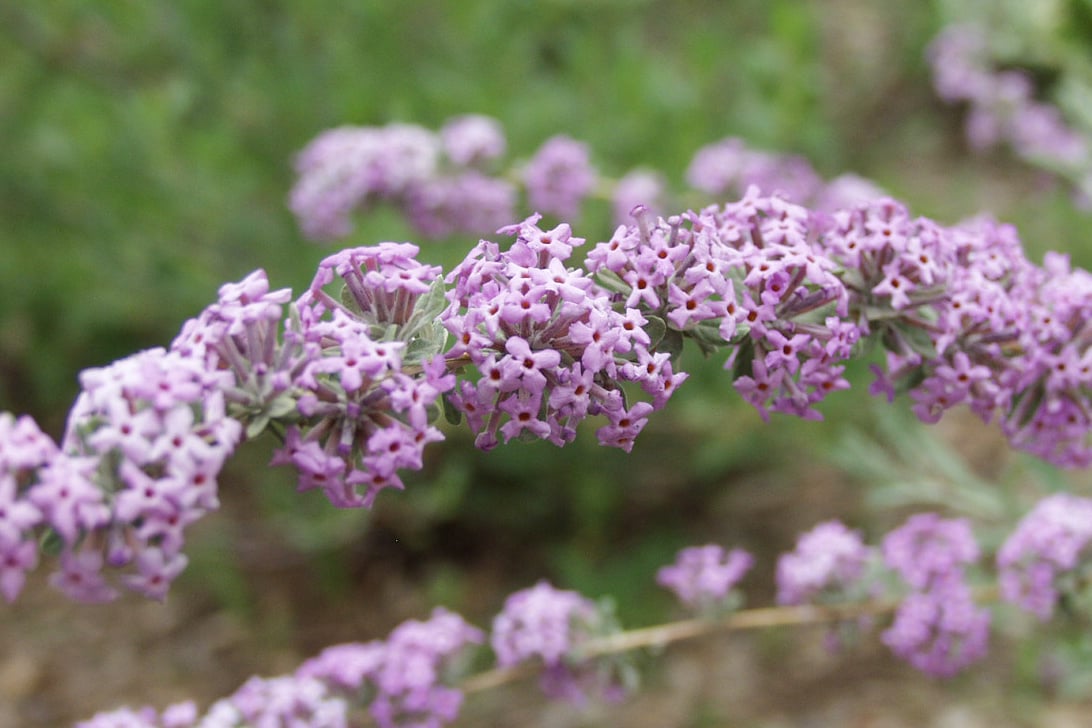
[3,104,1092,723]
[78,506,1087,726]
[4,178,1092,608]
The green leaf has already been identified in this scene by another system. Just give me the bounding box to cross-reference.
[594,269,631,295]
[643,315,667,349]
[657,328,685,359]
[413,277,450,323]
[339,283,365,317]
[246,413,272,439]
[442,392,463,426]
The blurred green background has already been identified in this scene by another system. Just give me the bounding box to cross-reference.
[3,1,1092,725]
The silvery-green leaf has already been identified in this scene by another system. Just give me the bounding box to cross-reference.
[268,395,299,419]
[414,277,450,322]
[246,414,272,439]
[595,269,631,295]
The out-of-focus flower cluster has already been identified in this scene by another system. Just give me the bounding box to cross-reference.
[880,513,989,678]
[79,495,1092,728]
[290,115,517,240]
[928,24,1092,204]
[76,607,483,728]
[657,543,753,611]
[998,493,1092,621]
[491,580,627,703]
[289,116,885,243]
[776,520,875,607]
[686,137,885,214]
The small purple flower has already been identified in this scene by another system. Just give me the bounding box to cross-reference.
[657,544,753,610]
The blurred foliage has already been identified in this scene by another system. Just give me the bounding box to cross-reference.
[2,0,1090,650]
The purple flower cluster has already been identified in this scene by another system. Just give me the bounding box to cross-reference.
[817,199,1092,467]
[300,608,483,728]
[776,520,874,606]
[78,607,482,728]
[290,117,516,241]
[0,413,59,601]
[686,136,885,212]
[999,252,1092,466]
[997,493,1092,620]
[0,348,243,604]
[521,135,599,221]
[929,25,1092,197]
[657,544,753,610]
[290,117,892,248]
[491,580,619,703]
[880,513,990,677]
[588,192,859,421]
[442,214,684,451]
[272,243,454,507]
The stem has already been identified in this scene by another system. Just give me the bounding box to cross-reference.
[460,585,999,695]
